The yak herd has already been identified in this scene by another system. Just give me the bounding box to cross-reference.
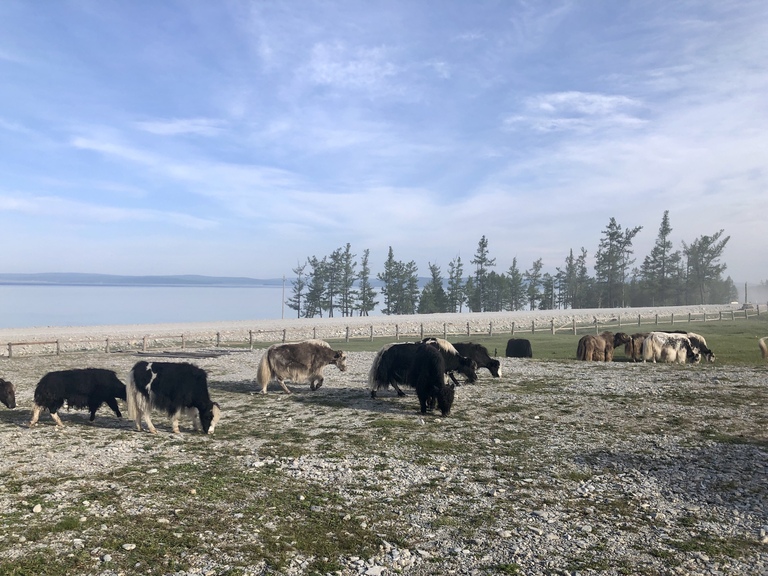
[2,328,765,430]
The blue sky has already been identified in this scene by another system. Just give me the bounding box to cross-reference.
[1,1,765,284]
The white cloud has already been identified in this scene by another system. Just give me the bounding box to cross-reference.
[135,118,226,136]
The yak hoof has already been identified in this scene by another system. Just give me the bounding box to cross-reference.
[370,391,377,399]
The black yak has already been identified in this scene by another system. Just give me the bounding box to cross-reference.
[256,339,347,394]
[452,342,502,377]
[368,338,476,398]
[0,378,16,409]
[29,368,126,427]
[127,361,221,434]
[407,343,456,417]
[505,338,533,358]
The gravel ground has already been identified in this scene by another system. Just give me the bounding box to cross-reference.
[1,305,766,576]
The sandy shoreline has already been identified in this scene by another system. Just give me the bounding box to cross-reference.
[0,304,737,344]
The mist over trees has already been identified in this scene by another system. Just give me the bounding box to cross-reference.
[286,213,737,317]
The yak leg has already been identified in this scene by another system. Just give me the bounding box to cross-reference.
[447,372,462,387]
[277,378,293,394]
[29,405,43,427]
[391,382,406,397]
[310,375,324,391]
[104,397,122,419]
[139,410,158,434]
[170,410,182,433]
[50,411,65,427]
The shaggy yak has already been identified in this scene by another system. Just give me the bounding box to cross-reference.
[127,361,221,434]
[760,336,768,360]
[624,333,649,362]
[0,378,17,409]
[451,342,502,378]
[669,331,716,363]
[576,331,631,362]
[407,343,456,417]
[368,338,477,398]
[505,338,533,358]
[642,332,701,364]
[256,339,347,394]
[29,368,126,427]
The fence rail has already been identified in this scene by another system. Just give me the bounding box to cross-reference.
[2,305,763,359]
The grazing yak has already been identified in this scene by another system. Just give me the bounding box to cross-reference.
[127,361,221,434]
[368,338,477,398]
[576,331,631,361]
[760,336,768,359]
[0,378,16,409]
[29,368,126,427]
[669,331,715,363]
[505,338,533,358]
[450,342,501,378]
[256,339,347,394]
[407,343,455,417]
[624,333,649,362]
[641,332,700,364]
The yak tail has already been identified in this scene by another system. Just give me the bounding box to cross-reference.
[759,336,768,359]
[256,349,273,390]
[576,338,586,361]
[126,368,139,421]
[367,346,385,391]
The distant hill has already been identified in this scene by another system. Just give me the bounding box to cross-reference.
[0,273,285,287]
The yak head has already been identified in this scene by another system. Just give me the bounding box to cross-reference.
[437,382,456,417]
[333,351,348,372]
[200,402,221,434]
[0,378,16,409]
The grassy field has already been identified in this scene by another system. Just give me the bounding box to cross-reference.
[327,314,768,366]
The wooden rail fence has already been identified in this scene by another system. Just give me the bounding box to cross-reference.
[3,306,763,358]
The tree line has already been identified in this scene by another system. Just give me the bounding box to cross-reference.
[286,211,736,317]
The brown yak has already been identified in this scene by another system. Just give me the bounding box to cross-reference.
[577,331,631,362]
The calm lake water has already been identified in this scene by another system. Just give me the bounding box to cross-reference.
[0,285,295,328]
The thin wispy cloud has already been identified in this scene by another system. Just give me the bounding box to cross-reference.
[0,0,764,281]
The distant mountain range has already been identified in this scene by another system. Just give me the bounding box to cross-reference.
[0,273,286,287]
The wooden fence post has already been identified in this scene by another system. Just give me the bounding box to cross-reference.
[532,320,535,334]
[551,319,555,335]
[282,329,287,343]
[688,312,691,323]
[370,325,374,342]
[248,331,253,350]
[731,310,735,321]
[345,327,350,342]
[594,318,598,334]
[143,336,148,352]
[7,343,11,358]
[105,338,110,353]
[396,324,399,341]
[216,332,221,347]
[655,314,659,325]
[467,322,471,336]
[511,321,515,336]
[489,321,493,336]
[618,314,621,328]
[443,323,447,339]
[638,314,641,326]
[572,318,576,335]
[56,340,60,355]
[671,313,674,325]
[420,324,424,339]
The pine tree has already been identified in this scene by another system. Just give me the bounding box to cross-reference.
[683,229,730,304]
[285,261,307,318]
[594,217,642,307]
[524,258,543,310]
[506,257,525,311]
[418,263,448,314]
[446,256,465,313]
[640,211,681,305]
[470,235,496,312]
[356,248,378,316]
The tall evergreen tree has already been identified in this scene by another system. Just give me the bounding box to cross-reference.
[683,229,730,304]
[506,257,525,311]
[356,248,378,316]
[524,258,543,310]
[336,243,357,316]
[594,217,642,307]
[286,261,307,318]
[470,235,496,312]
[640,211,681,305]
[418,263,448,314]
[446,256,465,313]
[303,256,327,318]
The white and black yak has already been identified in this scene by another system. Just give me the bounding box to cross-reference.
[505,338,533,358]
[368,338,477,399]
[0,377,16,409]
[127,361,221,434]
[407,343,456,417]
[256,339,347,394]
[452,342,502,378]
[29,368,126,427]
[641,332,700,364]
[669,330,716,363]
